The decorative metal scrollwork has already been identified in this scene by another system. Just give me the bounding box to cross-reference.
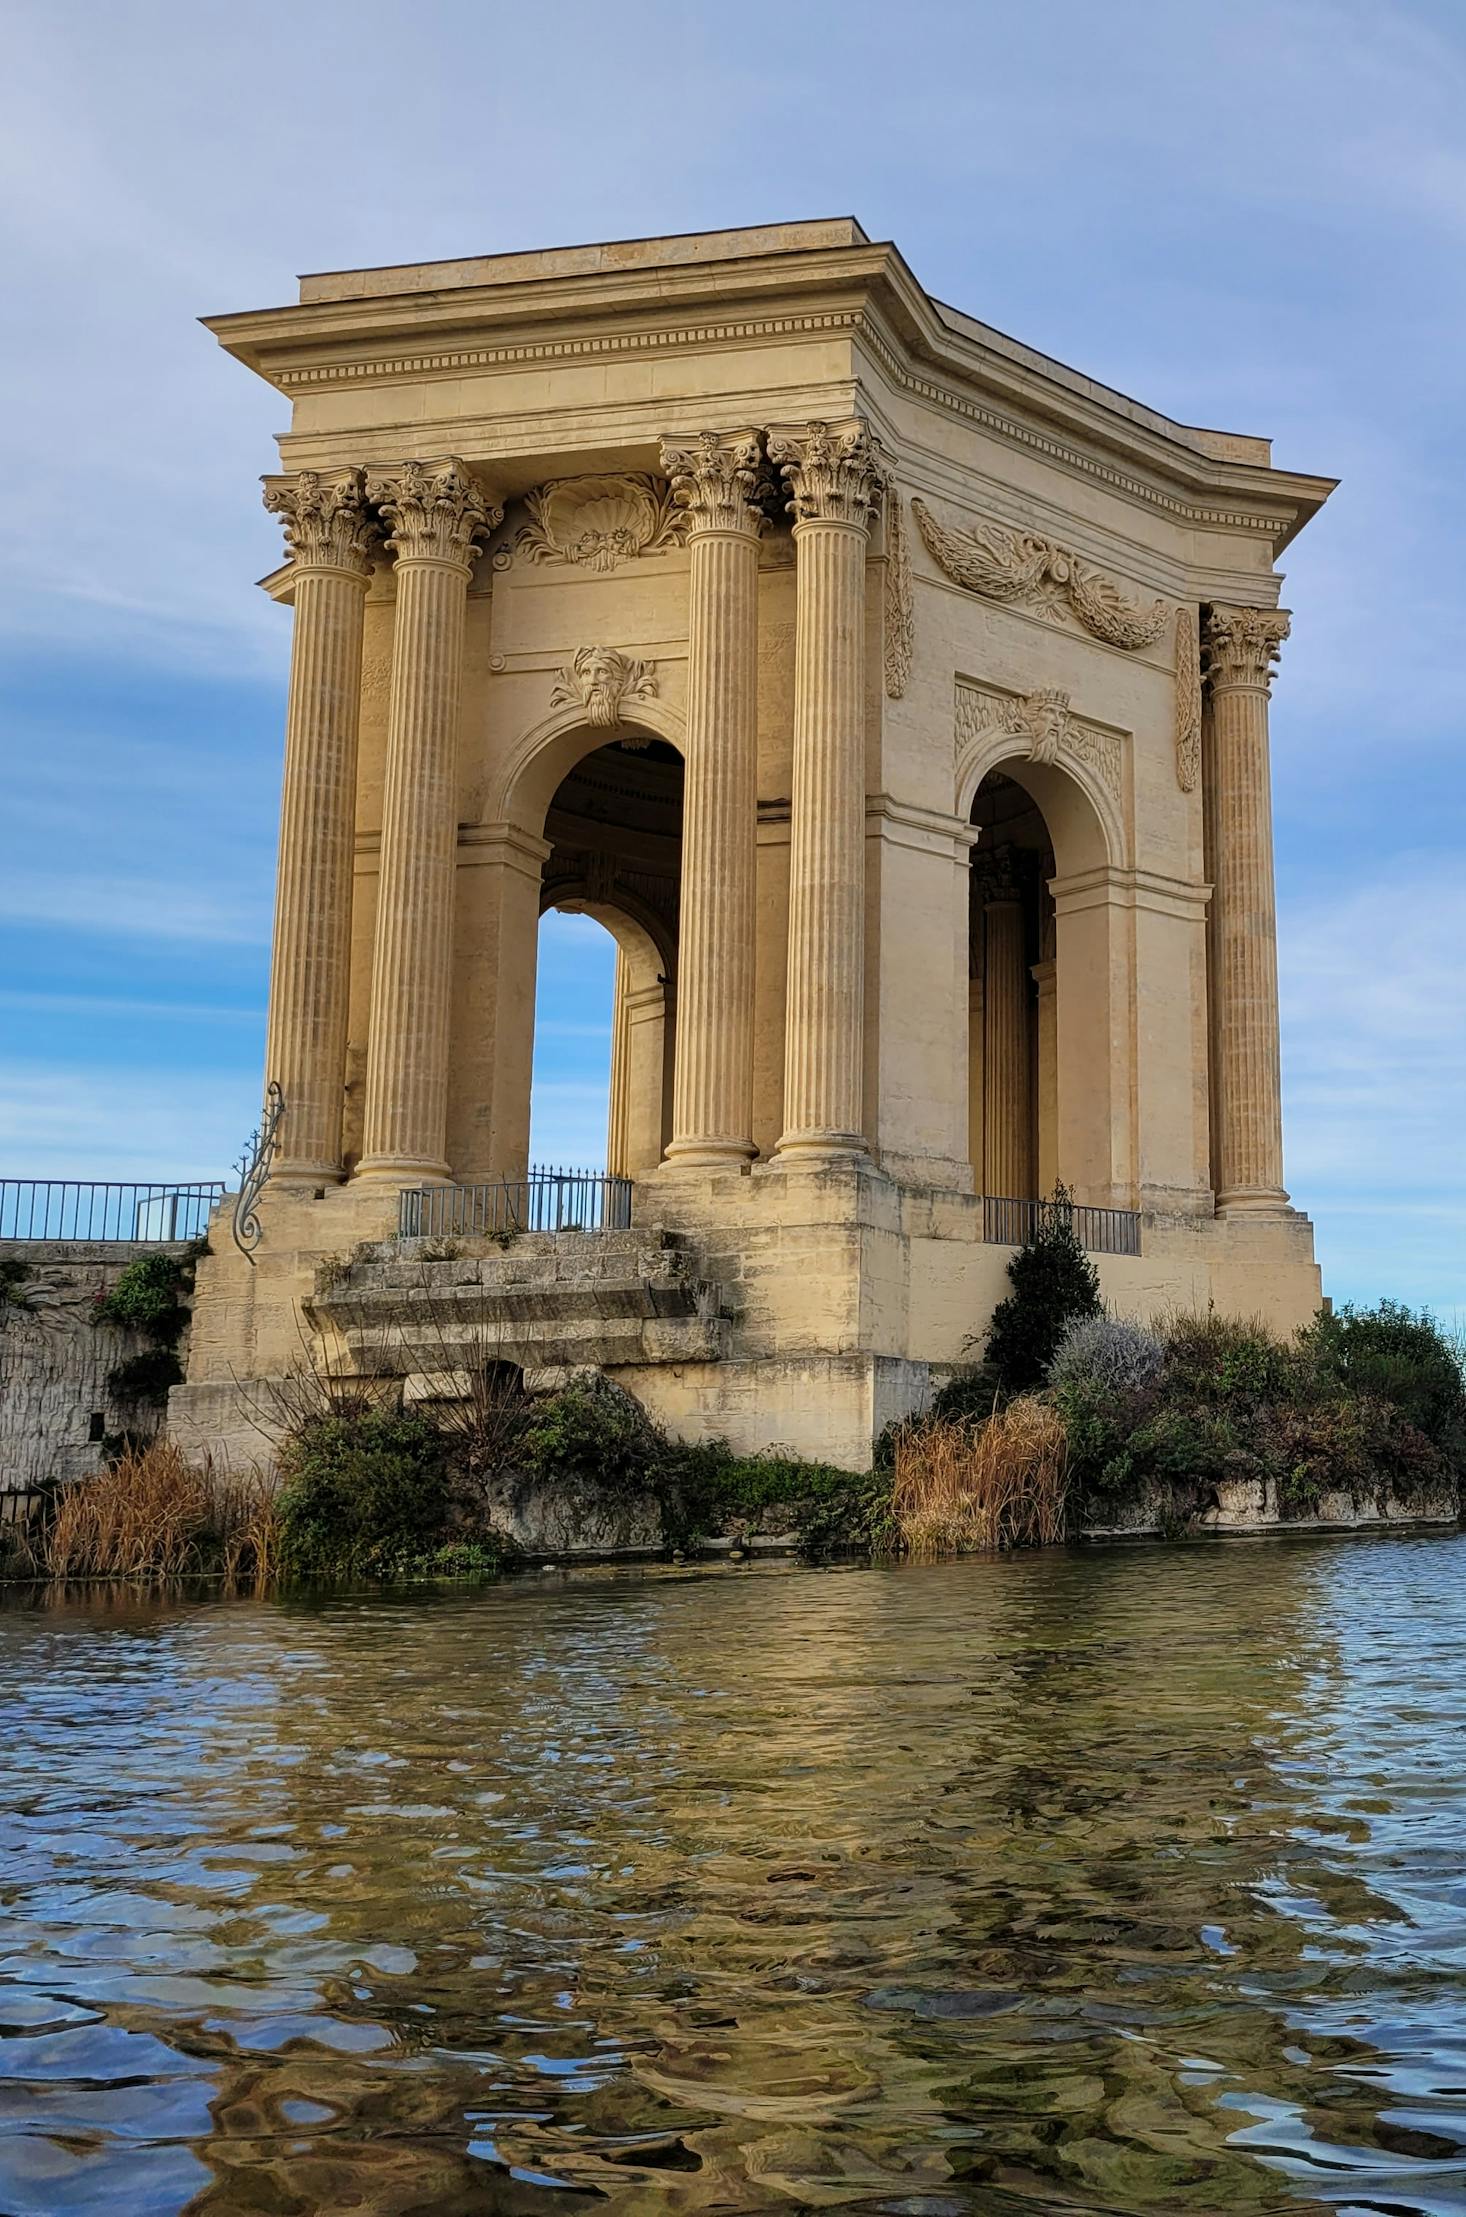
[231,1081,285,1264]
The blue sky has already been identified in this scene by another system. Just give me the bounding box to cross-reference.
[3,0,1462,1313]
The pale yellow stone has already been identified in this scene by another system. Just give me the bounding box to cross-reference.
[190,219,1333,1464]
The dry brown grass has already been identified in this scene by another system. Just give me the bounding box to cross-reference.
[892,1398,1069,1556]
[45,1441,279,1586]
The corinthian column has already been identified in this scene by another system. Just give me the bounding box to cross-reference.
[356,460,498,1182]
[660,429,765,1167]
[767,420,883,1164]
[260,468,374,1183]
[981,851,1033,1199]
[1204,603,1291,1213]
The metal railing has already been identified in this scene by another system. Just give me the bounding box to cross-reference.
[983,1194,1141,1257]
[400,1168,634,1241]
[0,1180,225,1244]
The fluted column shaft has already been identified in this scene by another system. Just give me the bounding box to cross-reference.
[261,469,374,1183]
[983,876,1032,1200]
[358,461,498,1181]
[1205,604,1290,1213]
[768,422,884,1163]
[661,432,764,1166]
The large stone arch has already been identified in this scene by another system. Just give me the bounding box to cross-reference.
[958,741,1135,1211]
[955,731,1124,877]
[491,695,688,834]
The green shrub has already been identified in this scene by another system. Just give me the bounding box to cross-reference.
[0,1258,34,1328]
[929,1367,999,1426]
[1301,1302,1466,1464]
[983,1190,1102,1393]
[275,1406,452,1579]
[520,1380,660,1496]
[662,1440,894,1555]
[106,1347,185,1405]
[94,1252,189,1339]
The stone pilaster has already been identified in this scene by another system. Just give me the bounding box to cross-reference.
[357,460,499,1181]
[1204,603,1291,1214]
[260,468,375,1183]
[1033,954,1058,1199]
[767,420,884,1164]
[981,851,1033,1199]
[660,430,766,1165]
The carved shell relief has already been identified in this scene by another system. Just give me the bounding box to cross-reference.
[955,679,1126,801]
[912,496,1169,654]
[515,475,686,572]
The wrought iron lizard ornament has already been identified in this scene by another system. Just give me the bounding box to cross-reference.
[231,1082,285,1263]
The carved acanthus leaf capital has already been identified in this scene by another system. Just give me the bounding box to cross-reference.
[262,468,376,575]
[368,459,501,568]
[551,646,658,731]
[660,430,770,535]
[767,419,886,531]
[1203,604,1290,694]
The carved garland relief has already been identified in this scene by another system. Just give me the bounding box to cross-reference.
[883,491,914,700]
[912,495,1169,653]
[1174,604,1202,794]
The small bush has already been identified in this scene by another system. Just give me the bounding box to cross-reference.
[520,1378,660,1497]
[48,1442,209,1578]
[1049,1315,1165,1396]
[0,1258,34,1328]
[275,1406,452,1579]
[929,1368,999,1426]
[94,1252,188,1340]
[663,1440,895,1556]
[1301,1301,1466,1464]
[106,1347,185,1405]
[983,1189,1102,1393]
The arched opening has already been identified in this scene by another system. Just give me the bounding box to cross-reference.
[957,742,1134,1211]
[530,736,683,1178]
[968,772,1057,1202]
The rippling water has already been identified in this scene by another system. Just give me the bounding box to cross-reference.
[2,1538,1466,2213]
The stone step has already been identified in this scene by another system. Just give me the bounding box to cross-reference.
[308,1229,727,1380]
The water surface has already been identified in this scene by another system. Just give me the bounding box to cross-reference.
[2,1537,1466,2213]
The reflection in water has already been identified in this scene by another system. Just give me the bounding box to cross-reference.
[1,1540,1465,2211]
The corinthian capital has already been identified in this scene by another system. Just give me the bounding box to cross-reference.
[368,459,502,568]
[660,429,769,535]
[1203,604,1291,694]
[766,419,886,531]
[262,468,375,574]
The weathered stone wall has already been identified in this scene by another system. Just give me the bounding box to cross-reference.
[0,1243,195,1500]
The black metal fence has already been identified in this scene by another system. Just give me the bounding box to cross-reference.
[399,1168,634,1241]
[0,1181,225,1244]
[982,1194,1141,1257]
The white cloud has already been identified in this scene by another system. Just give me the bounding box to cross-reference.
[0,873,269,945]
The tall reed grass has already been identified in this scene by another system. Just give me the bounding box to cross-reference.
[892,1398,1068,1555]
[44,1442,278,1586]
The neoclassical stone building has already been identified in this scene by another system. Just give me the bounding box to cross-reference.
[175,220,1334,1468]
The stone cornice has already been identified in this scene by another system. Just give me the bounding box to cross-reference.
[206,232,1335,556]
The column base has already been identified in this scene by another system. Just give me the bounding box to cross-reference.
[270,1160,346,1191]
[1216,1185,1292,1218]
[353,1155,452,1186]
[661,1136,757,1172]
[772,1130,870,1170]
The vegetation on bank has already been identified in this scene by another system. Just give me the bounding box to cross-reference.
[6,1202,1462,1586]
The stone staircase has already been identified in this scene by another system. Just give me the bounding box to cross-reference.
[307,1228,728,1392]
